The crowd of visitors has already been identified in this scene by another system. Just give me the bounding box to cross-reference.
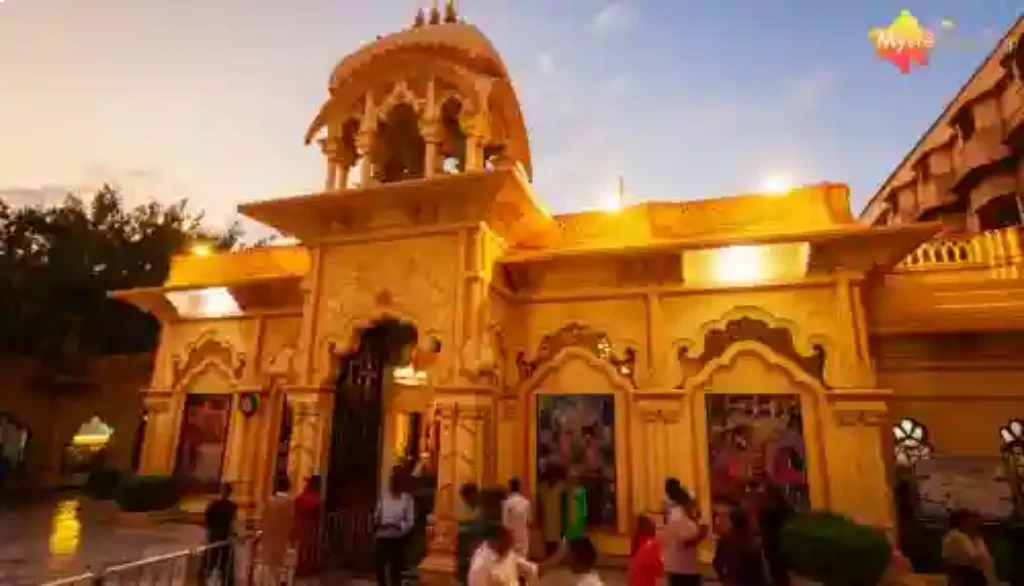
[200,469,1002,586]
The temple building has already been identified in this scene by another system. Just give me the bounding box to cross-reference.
[115,6,1024,578]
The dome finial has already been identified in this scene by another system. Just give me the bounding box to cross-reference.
[444,0,458,23]
[413,0,426,28]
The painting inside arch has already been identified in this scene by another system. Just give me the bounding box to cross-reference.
[175,394,232,493]
[536,393,616,528]
[706,393,809,516]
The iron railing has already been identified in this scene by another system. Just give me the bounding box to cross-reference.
[38,532,277,586]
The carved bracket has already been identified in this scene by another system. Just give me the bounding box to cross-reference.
[515,322,637,387]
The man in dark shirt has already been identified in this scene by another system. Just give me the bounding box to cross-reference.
[202,483,238,586]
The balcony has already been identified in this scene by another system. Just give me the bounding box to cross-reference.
[895,226,1022,278]
[870,227,1024,334]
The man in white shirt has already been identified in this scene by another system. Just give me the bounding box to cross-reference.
[501,477,532,558]
[468,524,538,586]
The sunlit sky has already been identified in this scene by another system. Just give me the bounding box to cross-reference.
[0,0,1020,236]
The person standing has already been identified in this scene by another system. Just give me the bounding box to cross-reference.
[458,483,485,585]
[759,485,793,586]
[627,515,663,586]
[712,505,769,586]
[942,509,995,586]
[563,469,588,542]
[262,477,296,586]
[374,467,416,586]
[502,477,532,559]
[293,475,323,577]
[660,478,705,586]
[538,466,566,556]
[467,524,539,586]
[202,483,239,586]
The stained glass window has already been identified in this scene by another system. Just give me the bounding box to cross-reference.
[893,418,932,467]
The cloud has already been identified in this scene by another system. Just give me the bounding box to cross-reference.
[536,53,557,75]
[591,2,638,36]
[0,185,75,206]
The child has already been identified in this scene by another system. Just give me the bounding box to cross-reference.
[627,515,663,586]
[567,536,604,586]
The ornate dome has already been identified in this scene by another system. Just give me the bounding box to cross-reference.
[305,14,532,189]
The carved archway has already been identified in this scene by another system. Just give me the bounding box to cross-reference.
[682,340,831,522]
[516,322,637,388]
[520,347,633,534]
[171,331,246,391]
[673,307,831,389]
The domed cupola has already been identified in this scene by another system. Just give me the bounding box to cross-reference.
[304,1,532,190]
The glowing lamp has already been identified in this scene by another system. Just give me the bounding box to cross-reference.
[759,175,794,196]
[165,287,242,318]
[190,243,214,257]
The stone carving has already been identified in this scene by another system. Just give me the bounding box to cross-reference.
[460,322,502,385]
[682,317,826,386]
[263,344,297,382]
[172,335,246,388]
[516,322,637,386]
[315,238,456,384]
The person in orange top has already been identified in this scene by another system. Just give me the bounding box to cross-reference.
[627,515,663,586]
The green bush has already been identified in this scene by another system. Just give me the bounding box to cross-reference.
[780,511,892,586]
[85,467,122,500]
[114,475,180,512]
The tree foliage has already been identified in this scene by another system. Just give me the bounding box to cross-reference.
[0,185,241,356]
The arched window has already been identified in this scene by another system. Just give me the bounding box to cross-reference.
[893,418,932,466]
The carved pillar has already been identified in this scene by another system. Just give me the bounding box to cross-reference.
[633,399,685,515]
[356,131,376,187]
[421,78,441,179]
[460,113,485,172]
[419,388,495,586]
[285,394,325,489]
[421,117,442,179]
[139,394,174,475]
[826,395,894,531]
[319,136,352,191]
[357,91,378,186]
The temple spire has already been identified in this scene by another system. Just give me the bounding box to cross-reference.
[413,0,426,27]
[428,0,441,24]
[444,0,458,23]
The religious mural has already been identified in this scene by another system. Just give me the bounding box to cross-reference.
[536,394,617,527]
[175,394,232,493]
[706,393,809,515]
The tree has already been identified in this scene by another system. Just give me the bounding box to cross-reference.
[0,185,242,356]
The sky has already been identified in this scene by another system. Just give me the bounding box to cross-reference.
[0,0,1021,237]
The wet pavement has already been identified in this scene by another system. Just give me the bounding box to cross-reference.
[0,497,204,585]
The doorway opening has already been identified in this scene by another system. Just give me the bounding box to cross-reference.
[325,318,419,513]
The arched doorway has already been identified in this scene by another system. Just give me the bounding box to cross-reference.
[325,318,419,511]
[322,317,420,571]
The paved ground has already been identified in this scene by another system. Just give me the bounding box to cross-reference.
[0,496,204,585]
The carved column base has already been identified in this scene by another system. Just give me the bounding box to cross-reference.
[418,517,458,586]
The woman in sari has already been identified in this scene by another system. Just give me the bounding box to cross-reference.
[293,476,323,577]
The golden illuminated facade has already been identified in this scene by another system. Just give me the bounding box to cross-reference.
[115,7,1024,580]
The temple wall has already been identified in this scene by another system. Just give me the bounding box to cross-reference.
[875,333,1024,460]
[138,313,301,512]
[0,354,151,495]
[496,272,891,553]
